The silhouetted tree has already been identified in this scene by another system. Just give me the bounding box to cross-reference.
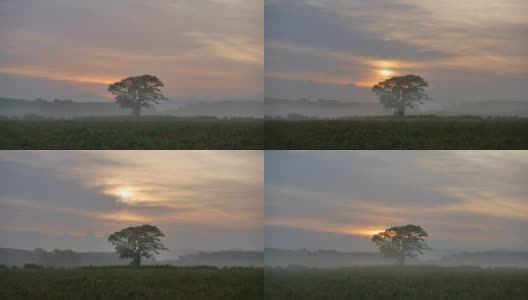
[372,224,431,266]
[108,224,167,266]
[108,75,167,116]
[372,75,430,116]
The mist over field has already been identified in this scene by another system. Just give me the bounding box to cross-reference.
[265,98,528,118]
[0,98,263,118]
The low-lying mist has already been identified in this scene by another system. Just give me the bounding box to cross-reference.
[264,248,528,269]
[0,248,263,268]
[0,98,263,119]
[265,98,528,118]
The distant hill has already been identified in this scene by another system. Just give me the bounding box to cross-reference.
[0,98,131,118]
[436,251,528,268]
[0,248,155,267]
[434,100,528,117]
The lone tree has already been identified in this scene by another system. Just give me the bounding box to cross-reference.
[372,224,431,266]
[108,224,168,266]
[108,74,167,116]
[372,74,430,116]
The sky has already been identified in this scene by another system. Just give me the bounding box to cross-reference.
[265,0,528,103]
[0,151,263,254]
[0,0,263,102]
[265,151,528,253]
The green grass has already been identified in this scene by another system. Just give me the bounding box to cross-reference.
[265,266,528,300]
[265,117,528,149]
[0,266,263,300]
[0,117,263,149]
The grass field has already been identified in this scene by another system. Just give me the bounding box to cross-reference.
[0,266,263,300]
[264,266,528,300]
[0,117,263,149]
[265,117,528,149]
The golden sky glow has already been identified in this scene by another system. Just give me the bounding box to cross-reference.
[0,1,263,101]
[265,151,528,251]
[0,151,264,251]
[265,0,528,101]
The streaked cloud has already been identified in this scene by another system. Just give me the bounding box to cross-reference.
[265,151,528,251]
[0,151,263,251]
[265,0,528,102]
[0,0,263,101]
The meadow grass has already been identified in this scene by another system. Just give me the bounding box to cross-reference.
[0,117,263,149]
[265,117,528,149]
[0,266,263,300]
[265,266,528,300]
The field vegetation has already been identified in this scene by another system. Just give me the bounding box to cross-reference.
[0,116,263,149]
[0,266,263,300]
[264,266,528,300]
[265,116,528,149]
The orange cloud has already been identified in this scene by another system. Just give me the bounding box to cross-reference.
[267,216,386,237]
[0,67,118,85]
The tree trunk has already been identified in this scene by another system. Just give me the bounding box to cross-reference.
[132,104,141,117]
[133,255,141,266]
[397,255,405,266]
[394,106,405,116]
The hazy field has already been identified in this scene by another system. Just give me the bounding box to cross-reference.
[264,266,528,300]
[0,117,263,149]
[265,117,528,149]
[0,266,263,300]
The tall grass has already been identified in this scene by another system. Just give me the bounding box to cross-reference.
[265,117,528,149]
[0,117,263,149]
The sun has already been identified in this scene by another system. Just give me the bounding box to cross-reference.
[119,190,132,199]
[380,69,392,77]
[365,229,385,236]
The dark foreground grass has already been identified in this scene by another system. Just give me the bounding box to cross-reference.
[0,266,263,300]
[265,266,528,300]
[0,117,263,149]
[265,117,528,149]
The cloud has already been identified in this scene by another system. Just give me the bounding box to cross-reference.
[0,151,263,251]
[0,0,263,100]
[265,151,528,251]
[265,0,528,102]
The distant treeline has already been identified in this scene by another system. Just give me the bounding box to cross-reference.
[0,98,263,118]
[0,98,131,118]
[0,248,155,268]
[0,248,261,268]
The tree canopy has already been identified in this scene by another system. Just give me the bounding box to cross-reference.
[372,224,431,266]
[371,74,430,116]
[108,224,168,266]
[108,74,167,116]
